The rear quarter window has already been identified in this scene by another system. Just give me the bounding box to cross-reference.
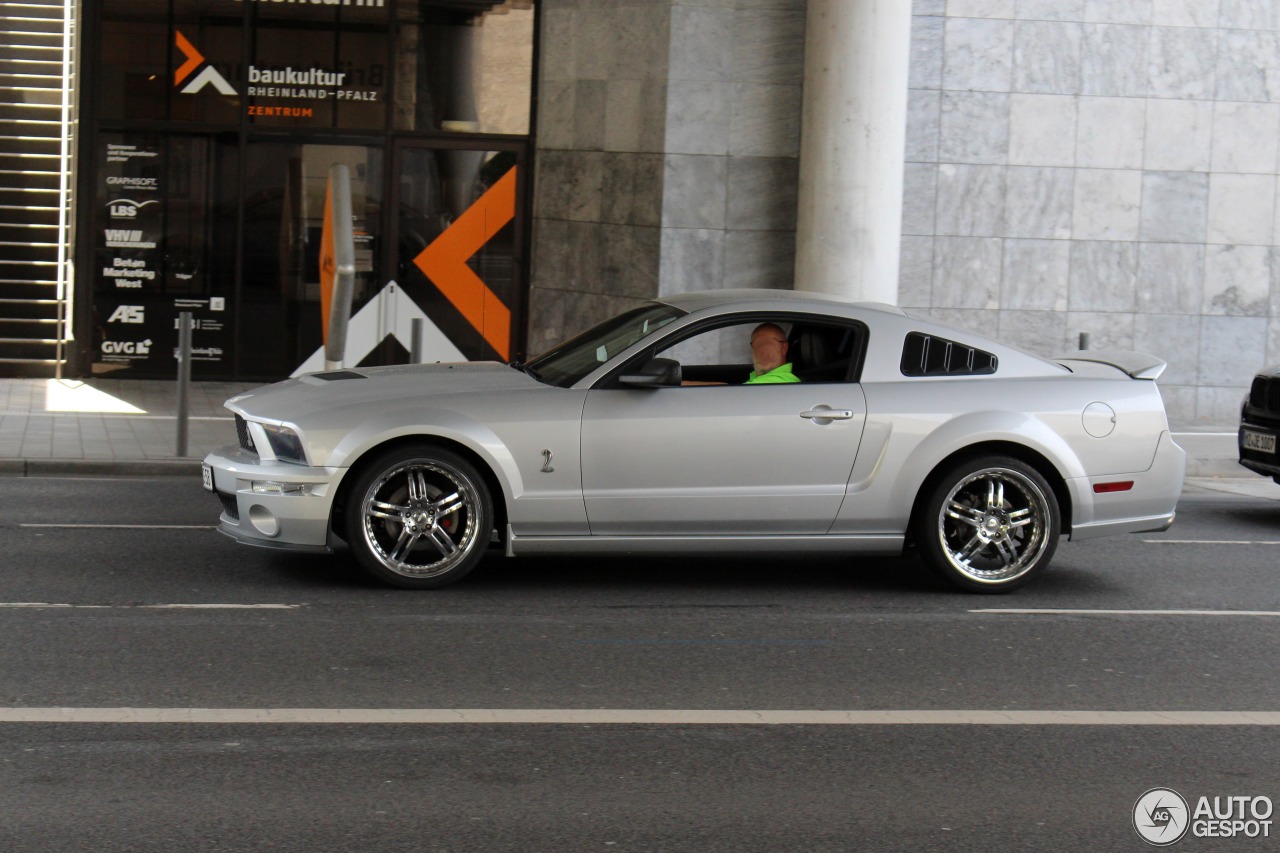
[900,332,998,377]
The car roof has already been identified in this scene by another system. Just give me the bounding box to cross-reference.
[653,288,909,318]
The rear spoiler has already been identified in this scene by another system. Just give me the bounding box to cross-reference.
[1056,350,1167,380]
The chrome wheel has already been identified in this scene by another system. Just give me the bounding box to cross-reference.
[346,446,492,588]
[917,456,1060,592]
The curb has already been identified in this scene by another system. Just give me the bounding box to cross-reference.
[0,458,204,477]
[1185,458,1251,478]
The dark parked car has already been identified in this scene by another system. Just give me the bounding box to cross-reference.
[1239,366,1280,484]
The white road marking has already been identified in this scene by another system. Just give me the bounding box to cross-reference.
[19,524,214,529]
[974,609,1280,617]
[0,603,301,610]
[142,604,302,610]
[0,708,1276,725]
[28,414,231,421]
[1143,539,1280,545]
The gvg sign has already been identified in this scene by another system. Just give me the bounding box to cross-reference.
[1134,788,1274,846]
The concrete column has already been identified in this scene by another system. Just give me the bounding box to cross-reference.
[794,0,912,303]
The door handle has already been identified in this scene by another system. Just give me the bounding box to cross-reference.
[800,408,854,420]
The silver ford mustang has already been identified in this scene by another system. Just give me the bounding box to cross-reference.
[202,289,1185,593]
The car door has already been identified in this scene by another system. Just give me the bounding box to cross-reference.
[580,381,867,536]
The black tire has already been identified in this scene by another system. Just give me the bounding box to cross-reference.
[344,444,493,589]
[914,455,1060,593]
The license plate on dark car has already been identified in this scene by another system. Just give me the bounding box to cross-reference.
[1243,429,1277,454]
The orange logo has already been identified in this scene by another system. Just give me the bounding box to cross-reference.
[174,31,236,95]
[413,167,517,360]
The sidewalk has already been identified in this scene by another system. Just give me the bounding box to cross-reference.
[0,377,1274,499]
[0,377,259,476]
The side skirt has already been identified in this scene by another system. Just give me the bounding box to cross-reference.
[1068,512,1176,540]
[505,527,904,557]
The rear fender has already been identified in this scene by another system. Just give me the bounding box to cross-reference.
[837,409,1086,535]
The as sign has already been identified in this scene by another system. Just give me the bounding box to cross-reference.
[108,305,145,324]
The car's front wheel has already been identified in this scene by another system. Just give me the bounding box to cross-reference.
[345,445,493,589]
[914,456,1060,593]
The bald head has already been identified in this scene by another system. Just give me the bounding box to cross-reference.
[750,323,789,375]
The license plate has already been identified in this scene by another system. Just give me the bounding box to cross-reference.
[202,463,214,491]
[1243,429,1277,454]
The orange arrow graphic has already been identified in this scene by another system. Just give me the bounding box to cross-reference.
[319,180,336,343]
[413,166,516,360]
[174,30,204,87]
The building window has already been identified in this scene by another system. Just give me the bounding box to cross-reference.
[84,0,535,379]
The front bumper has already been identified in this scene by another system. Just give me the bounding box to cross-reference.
[1238,420,1280,481]
[203,444,344,551]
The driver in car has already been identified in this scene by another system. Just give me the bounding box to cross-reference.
[746,323,801,384]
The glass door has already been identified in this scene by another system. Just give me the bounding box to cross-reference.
[238,142,384,378]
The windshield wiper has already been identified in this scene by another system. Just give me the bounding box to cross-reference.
[508,359,541,380]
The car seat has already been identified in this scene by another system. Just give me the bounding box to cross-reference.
[792,326,854,382]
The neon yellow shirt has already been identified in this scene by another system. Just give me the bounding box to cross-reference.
[746,363,800,384]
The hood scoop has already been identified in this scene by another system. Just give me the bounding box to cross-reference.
[312,370,367,381]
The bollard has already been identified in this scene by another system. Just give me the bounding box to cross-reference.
[410,318,423,364]
[324,164,356,370]
[176,311,192,457]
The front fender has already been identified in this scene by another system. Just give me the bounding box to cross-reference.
[324,406,525,507]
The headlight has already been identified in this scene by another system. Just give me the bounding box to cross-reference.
[260,423,308,465]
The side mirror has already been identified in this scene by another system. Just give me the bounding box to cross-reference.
[619,357,682,388]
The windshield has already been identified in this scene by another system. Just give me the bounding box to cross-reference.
[526,303,685,387]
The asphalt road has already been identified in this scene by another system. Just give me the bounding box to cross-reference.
[2,476,1280,852]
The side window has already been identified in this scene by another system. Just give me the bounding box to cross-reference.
[900,332,998,377]
[788,323,861,382]
[601,315,867,388]
[659,321,763,386]
[659,319,862,384]
[661,322,759,369]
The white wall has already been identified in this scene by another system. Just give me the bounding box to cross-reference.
[903,0,1280,425]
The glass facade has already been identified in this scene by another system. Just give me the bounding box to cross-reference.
[81,0,534,379]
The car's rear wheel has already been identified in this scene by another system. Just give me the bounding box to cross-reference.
[345,445,492,589]
[914,455,1060,593]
